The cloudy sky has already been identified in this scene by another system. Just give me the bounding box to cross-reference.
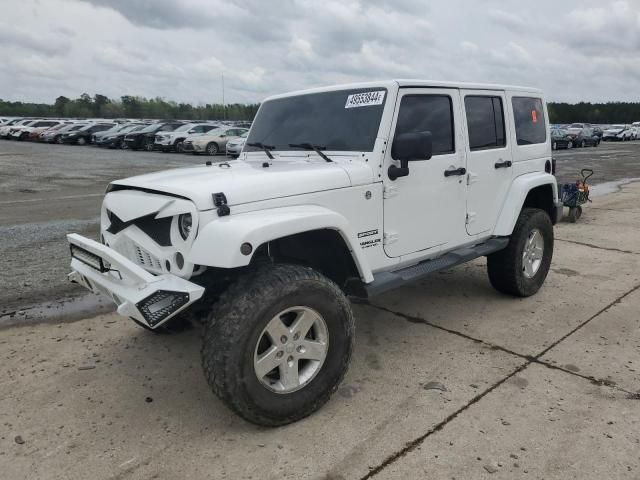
[1,0,639,105]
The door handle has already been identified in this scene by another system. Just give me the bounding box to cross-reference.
[444,167,467,177]
[494,160,512,169]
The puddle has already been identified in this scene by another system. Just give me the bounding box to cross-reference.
[590,178,640,197]
[0,293,112,329]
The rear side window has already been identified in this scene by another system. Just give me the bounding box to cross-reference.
[465,96,506,150]
[393,95,454,157]
[512,97,546,145]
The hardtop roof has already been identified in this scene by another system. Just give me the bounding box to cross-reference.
[264,79,543,102]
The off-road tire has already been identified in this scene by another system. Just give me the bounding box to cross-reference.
[201,264,354,426]
[487,208,554,297]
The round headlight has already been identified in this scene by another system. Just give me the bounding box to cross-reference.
[178,213,192,240]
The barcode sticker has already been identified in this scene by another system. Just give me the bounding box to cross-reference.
[345,91,386,109]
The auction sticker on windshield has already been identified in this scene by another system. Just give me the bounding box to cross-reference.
[345,91,386,109]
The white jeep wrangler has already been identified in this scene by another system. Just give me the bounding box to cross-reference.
[67,80,562,426]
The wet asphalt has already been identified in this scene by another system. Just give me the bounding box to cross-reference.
[1,139,639,326]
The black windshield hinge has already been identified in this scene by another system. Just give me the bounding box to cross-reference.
[213,192,230,217]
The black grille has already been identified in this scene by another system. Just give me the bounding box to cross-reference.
[106,211,172,246]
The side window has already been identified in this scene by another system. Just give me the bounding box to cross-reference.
[465,96,506,150]
[393,94,454,157]
[512,97,546,145]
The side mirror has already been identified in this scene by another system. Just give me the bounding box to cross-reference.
[388,131,433,181]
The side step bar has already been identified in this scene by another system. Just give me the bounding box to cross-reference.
[364,237,509,297]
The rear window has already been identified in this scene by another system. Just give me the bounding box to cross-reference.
[512,97,546,145]
[465,96,506,151]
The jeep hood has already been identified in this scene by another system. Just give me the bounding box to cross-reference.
[110,157,373,210]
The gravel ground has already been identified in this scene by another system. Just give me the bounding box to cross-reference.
[1,139,640,325]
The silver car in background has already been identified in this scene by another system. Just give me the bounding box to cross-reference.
[225,131,248,157]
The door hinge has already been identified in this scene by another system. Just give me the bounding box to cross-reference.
[467,172,479,186]
[466,212,477,225]
[383,232,399,245]
[383,185,399,199]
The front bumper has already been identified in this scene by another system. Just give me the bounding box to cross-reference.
[67,234,205,329]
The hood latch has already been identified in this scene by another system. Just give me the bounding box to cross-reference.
[213,192,230,217]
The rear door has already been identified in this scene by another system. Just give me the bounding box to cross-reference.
[462,90,513,235]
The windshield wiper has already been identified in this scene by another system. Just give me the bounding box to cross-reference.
[288,143,333,163]
[247,142,275,160]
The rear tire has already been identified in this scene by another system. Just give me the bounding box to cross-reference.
[201,264,354,426]
[487,208,554,297]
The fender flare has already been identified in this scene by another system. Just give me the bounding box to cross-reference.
[494,172,559,236]
[188,205,374,282]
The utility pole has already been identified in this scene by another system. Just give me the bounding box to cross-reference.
[222,73,226,121]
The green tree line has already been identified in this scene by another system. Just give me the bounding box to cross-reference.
[547,102,640,124]
[0,94,259,121]
[2,94,640,124]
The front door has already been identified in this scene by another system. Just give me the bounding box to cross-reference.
[461,90,513,235]
[383,88,467,258]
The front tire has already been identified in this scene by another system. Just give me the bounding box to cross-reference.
[487,208,554,297]
[201,264,354,426]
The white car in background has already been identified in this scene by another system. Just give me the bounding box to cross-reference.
[14,120,65,141]
[154,123,220,152]
[225,131,248,157]
[0,119,35,138]
[631,122,640,140]
[602,124,633,141]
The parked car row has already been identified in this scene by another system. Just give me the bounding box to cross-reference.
[0,117,251,157]
[550,122,640,150]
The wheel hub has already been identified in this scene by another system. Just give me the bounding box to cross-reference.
[522,228,544,278]
[254,306,329,394]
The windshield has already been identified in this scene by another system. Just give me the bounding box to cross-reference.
[611,125,625,129]
[68,124,87,132]
[569,124,583,128]
[139,123,161,133]
[205,128,226,136]
[245,88,387,152]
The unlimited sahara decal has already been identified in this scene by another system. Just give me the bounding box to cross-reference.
[358,229,381,249]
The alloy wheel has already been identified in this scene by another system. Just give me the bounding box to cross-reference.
[522,228,544,279]
[253,306,329,394]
